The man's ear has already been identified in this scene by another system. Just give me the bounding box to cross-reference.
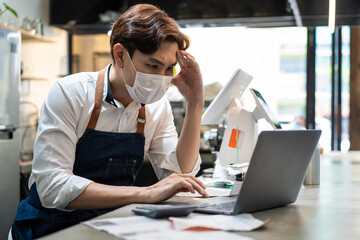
[113,43,126,68]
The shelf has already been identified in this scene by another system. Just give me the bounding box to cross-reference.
[0,23,54,43]
[19,160,32,174]
[21,76,47,81]
[57,74,69,78]
[53,22,112,35]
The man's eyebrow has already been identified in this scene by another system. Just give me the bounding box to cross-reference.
[149,58,165,66]
[169,61,178,67]
[149,58,177,67]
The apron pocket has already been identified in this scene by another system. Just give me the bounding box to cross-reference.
[103,158,137,184]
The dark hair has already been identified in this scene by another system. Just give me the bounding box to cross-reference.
[110,4,190,61]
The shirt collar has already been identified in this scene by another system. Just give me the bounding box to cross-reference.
[103,63,142,110]
[104,63,118,108]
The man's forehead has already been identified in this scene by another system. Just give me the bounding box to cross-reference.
[148,56,177,66]
[143,49,178,64]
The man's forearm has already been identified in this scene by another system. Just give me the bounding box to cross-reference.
[67,173,209,210]
[67,182,145,210]
[176,100,204,173]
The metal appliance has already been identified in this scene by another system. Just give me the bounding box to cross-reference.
[0,26,20,238]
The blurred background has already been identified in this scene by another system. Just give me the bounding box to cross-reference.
[1,0,360,237]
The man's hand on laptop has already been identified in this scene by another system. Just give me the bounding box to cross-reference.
[142,173,210,203]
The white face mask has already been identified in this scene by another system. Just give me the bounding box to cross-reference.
[121,51,173,104]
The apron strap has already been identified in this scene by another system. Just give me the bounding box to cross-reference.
[88,68,106,129]
[87,67,146,135]
[137,105,146,134]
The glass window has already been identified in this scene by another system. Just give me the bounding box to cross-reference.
[176,26,307,132]
[314,26,350,152]
[341,26,350,152]
[315,27,332,152]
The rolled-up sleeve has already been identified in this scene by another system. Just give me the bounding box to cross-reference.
[31,81,93,211]
[147,100,201,180]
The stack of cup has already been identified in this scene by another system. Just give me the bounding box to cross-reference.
[304,145,321,185]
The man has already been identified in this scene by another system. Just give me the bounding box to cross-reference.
[12,4,208,239]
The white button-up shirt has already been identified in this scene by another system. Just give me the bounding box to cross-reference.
[29,65,201,211]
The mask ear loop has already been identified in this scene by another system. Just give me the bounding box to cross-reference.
[121,50,137,86]
[121,68,129,86]
[125,50,137,72]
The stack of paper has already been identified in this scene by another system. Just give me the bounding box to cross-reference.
[170,214,268,231]
[121,230,252,240]
[84,213,268,240]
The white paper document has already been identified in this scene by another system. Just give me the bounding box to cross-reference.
[121,230,252,240]
[176,186,232,197]
[84,213,267,239]
[170,214,267,231]
[84,216,171,237]
[176,180,242,197]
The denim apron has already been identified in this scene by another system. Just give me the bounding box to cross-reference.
[12,67,146,239]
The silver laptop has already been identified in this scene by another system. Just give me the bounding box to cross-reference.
[195,130,321,214]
